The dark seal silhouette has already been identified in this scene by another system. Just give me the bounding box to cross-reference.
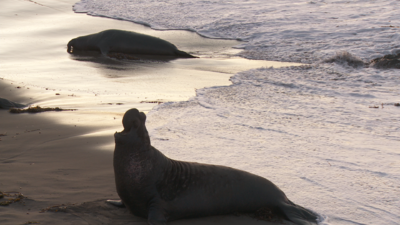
[67,29,196,59]
[110,108,318,225]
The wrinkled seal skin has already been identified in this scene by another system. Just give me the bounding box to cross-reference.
[67,29,196,58]
[113,108,318,225]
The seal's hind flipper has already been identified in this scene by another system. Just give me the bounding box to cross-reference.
[175,50,197,58]
[106,199,125,208]
[280,202,318,225]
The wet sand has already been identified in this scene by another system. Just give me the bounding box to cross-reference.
[0,0,297,224]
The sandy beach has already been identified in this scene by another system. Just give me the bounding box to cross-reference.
[1,80,118,224]
[1,80,288,224]
[0,0,296,224]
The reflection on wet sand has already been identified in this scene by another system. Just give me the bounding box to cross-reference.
[0,0,301,116]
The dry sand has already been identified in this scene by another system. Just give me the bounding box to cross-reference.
[0,0,292,224]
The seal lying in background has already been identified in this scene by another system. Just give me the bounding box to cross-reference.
[110,108,318,225]
[67,29,196,59]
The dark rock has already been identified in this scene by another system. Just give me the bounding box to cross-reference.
[370,53,400,69]
[323,51,367,68]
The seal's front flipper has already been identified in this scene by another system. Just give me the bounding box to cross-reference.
[99,46,110,56]
[280,202,318,225]
[106,199,125,208]
[148,206,167,225]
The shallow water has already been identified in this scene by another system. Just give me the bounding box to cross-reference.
[75,0,400,63]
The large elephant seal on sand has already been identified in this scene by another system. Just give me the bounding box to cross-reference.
[67,29,196,59]
[110,108,318,225]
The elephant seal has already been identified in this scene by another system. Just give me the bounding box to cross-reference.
[110,108,318,225]
[67,29,196,59]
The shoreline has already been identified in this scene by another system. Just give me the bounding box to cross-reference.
[0,0,300,116]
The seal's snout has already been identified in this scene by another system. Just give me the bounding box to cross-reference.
[122,108,145,133]
[67,41,73,53]
[67,38,77,53]
[118,108,151,146]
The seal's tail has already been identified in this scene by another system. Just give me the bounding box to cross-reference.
[280,201,318,225]
[175,50,198,58]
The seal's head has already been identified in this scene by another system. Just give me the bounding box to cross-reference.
[67,36,94,53]
[114,108,150,148]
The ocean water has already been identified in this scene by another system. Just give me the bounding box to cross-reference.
[74,1,400,224]
[74,0,400,63]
